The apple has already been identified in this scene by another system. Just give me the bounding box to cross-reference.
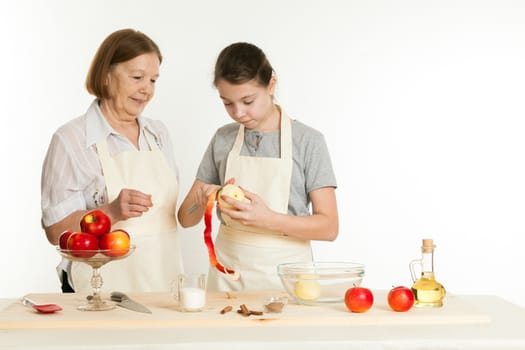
[99,229,131,257]
[294,276,321,301]
[58,230,74,249]
[218,184,249,210]
[80,209,111,236]
[66,232,98,258]
[387,286,414,312]
[344,286,374,313]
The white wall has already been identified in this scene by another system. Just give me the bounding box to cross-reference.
[2,0,524,308]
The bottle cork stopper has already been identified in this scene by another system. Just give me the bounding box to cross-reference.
[422,239,435,253]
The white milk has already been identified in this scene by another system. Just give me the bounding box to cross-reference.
[180,287,206,311]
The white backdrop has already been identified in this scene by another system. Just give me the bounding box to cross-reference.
[2,0,525,308]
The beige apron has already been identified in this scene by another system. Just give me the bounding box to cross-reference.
[208,110,313,292]
[71,131,182,293]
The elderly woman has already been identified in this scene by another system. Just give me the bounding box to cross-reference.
[41,29,182,293]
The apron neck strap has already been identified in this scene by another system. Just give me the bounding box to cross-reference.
[231,109,291,159]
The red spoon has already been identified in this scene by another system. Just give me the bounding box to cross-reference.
[21,297,62,313]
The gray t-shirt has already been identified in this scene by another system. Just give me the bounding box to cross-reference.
[196,119,337,216]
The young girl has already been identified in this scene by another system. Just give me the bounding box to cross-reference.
[178,42,338,291]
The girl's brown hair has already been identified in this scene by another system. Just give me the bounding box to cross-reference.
[86,29,162,99]
[213,42,274,87]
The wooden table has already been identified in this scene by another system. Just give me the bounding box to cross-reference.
[1,290,524,349]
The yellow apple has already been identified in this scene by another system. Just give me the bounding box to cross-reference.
[294,274,321,301]
[218,184,249,210]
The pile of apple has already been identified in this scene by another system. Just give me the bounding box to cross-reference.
[58,209,130,258]
[344,285,415,313]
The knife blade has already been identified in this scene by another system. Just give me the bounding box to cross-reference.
[110,291,152,314]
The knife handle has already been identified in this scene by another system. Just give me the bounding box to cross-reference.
[110,291,128,302]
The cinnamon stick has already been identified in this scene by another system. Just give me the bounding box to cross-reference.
[239,304,250,316]
[237,304,263,316]
[220,305,233,314]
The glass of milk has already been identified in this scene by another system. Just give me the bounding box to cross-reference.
[173,273,206,312]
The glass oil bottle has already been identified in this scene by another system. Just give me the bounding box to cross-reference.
[409,238,446,307]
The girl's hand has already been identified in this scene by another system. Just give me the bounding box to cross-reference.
[177,178,236,228]
[219,188,273,228]
[195,183,223,208]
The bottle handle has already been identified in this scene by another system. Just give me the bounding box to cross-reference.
[409,259,421,282]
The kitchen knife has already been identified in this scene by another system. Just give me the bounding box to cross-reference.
[110,291,152,314]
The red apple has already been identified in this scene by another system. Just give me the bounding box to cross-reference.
[58,230,74,249]
[345,286,374,313]
[99,229,130,257]
[66,232,98,258]
[80,209,111,237]
[388,286,414,312]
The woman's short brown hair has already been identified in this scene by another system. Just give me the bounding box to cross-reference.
[213,42,274,87]
[86,29,162,99]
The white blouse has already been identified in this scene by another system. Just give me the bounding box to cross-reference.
[41,100,179,227]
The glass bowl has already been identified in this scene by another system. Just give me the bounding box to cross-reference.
[57,246,135,311]
[277,261,365,305]
[57,247,135,268]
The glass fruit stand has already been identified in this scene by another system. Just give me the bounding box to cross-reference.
[57,246,135,311]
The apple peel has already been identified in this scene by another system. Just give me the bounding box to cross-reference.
[204,193,240,281]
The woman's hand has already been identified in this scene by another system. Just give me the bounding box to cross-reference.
[43,188,153,245]
[106,188,153,222]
